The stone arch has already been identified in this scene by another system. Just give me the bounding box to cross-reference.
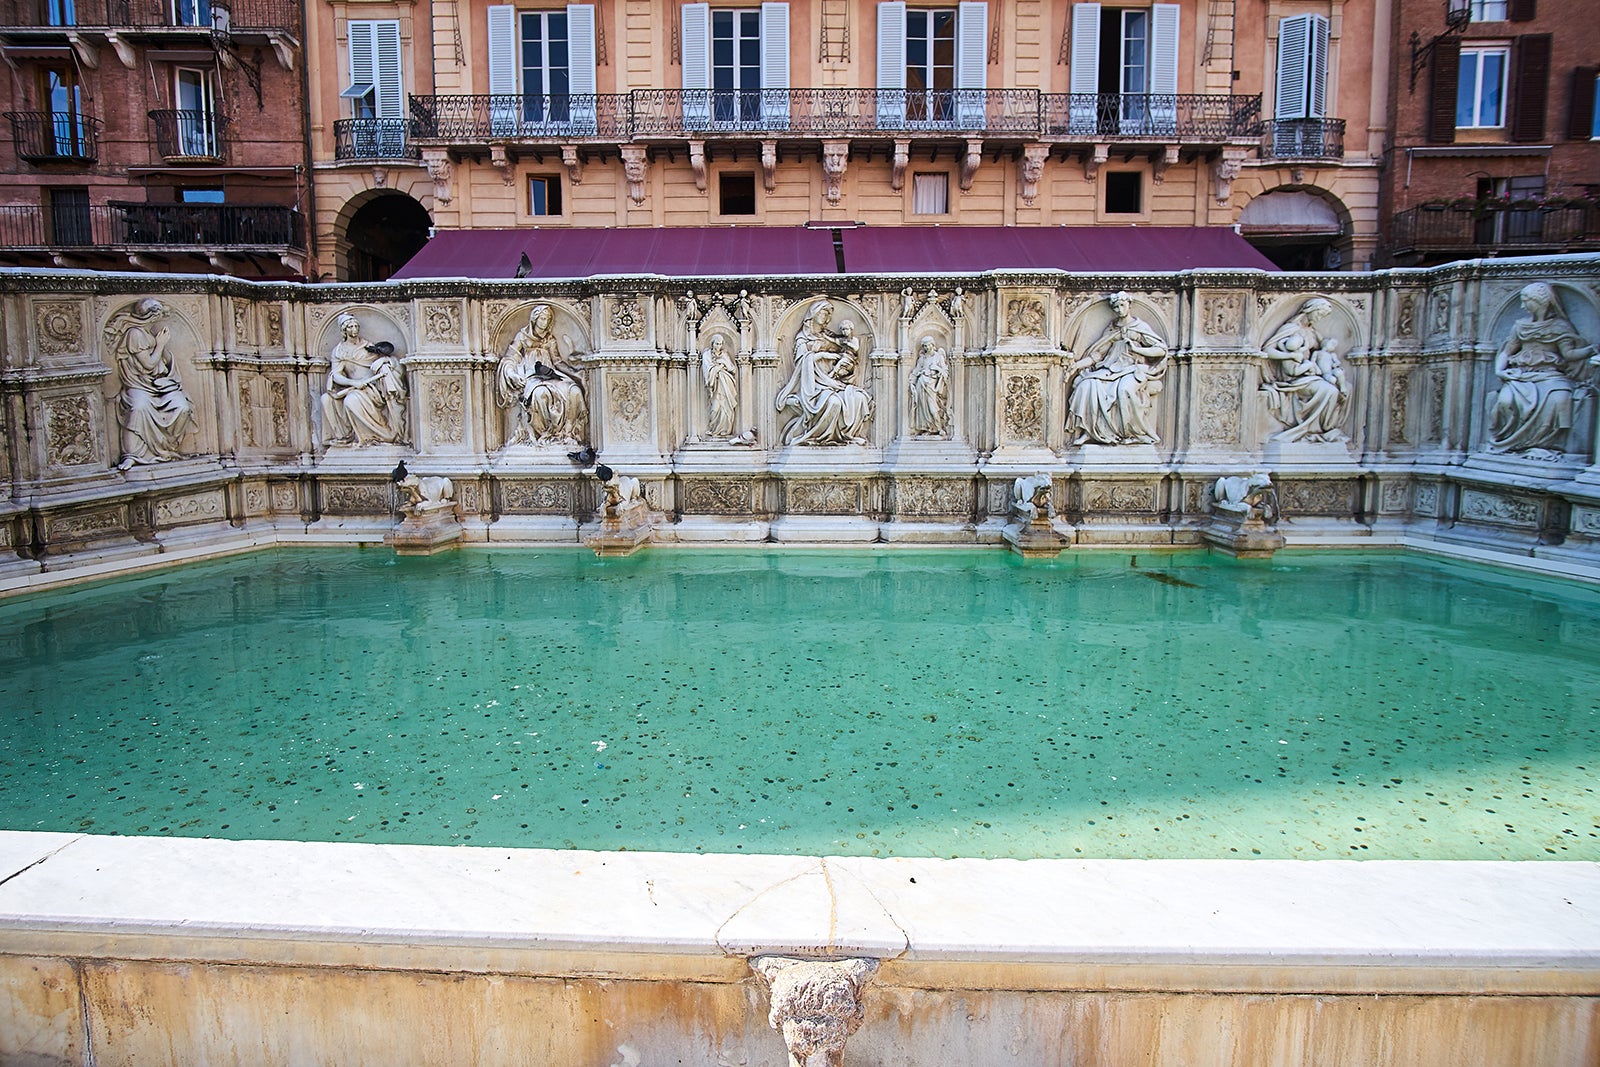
[1254,294,1364,356]
[1064,293,1172,355]
[773,296,877,369]
[1238,186,1353,271]
[489,299,593,358]
[334,189,432,282]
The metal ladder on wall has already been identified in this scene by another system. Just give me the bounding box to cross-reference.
[819,0,849,63]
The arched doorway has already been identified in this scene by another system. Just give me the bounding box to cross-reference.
[340,192,432,282]
[1239,188,1350,271]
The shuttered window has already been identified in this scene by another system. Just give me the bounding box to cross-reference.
[1427,36,1461,142]
[680,3,788,128]
[877,2,985,127]
[1275,14,1329,120]
[1569,66,1599,140]
[1455,45,1507,128]
[346,20,402,121]
[1508,33,1550,142]
[484,5,596,131]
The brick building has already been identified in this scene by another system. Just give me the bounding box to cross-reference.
[309,0,1395,280]
[1381,0,1600,265]
[0,0,311,278]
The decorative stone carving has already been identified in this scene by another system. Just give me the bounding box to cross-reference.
[1020,143,1048,205]
[423,150,453,203]
[397,473,455,516]
[232,301,250,344]
[1084,482,1157,512]
[422,302,462,345]
[155,490,224,525]
[761,140,777,191]
[788,480,860,514]
[620,146,648,205]
[270,483,297,512]
[895,477,970,516]
[1462,488,1540,526]
[1278,479,1354,515]
[1396,293,1417,338]
[496,304,589,446]
[1487,282,1598,458]
[501,479,575,513]
[48,508,123,540]
[959,138,981,192]
[1195,369,1242,445]
[1389,372,1410,444]
[1004,298,1045,337]
[681,477,754,514]
[1415,483,1439,516]
[1430,293,1451,338]
[1212,151,1244,204]
[1380,480,1408,513]
[265,304,283,347]
[1002,373,1043,440]
[107,298,198,467]
[1427,368,1447,442]
[610,295,645,341]
[701,334,740,440]
[890,138,910,190]
[1065,291,1170,446]
[1201,293,1243,338]
[1259,297,1350,444]
[321,313,408,447]
[35,301,83,355]
[322,482,391,513]
[907,335,950,437]
[751,956,878,1067]
[776,299,872,446]
[688,140,706,191]
[1011,473,1052,523]
[822,141,849,204]
[427,378,465,444]
[561,144,582,185]
[1212,473,1278,523]
[608,373,649,442]
[44,395,95,467]
[390,470,463,555]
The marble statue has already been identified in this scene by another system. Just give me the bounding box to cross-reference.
[1259,297,1350,444]
[1213,472,1278,523]
[496,303,589,446]
[752,956,879,1067]
[107,298,197,468]
[321,313,407,446]
[1488,282,1599,456]
[1012,473,1052,523]
[1065,292,1169,446]
[775,299,873,446]
[907,335,950,437]
[397,473,455,516]
[701,334,738,439]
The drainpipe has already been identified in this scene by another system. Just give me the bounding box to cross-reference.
[296,0,320,278]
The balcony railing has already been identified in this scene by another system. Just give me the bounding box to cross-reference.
[1263,118,1345,159]
[333,118,418,160]
[1390,204,1600,257]
[630,88,1042,137]
[0,201,306,249]
[1040,93,1262,140]
[2,0,300,33]
[148,108,227,162]
[4,110,100,162]
[409,93,631,141]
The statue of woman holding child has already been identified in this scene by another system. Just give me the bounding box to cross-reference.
[775,299,873,446]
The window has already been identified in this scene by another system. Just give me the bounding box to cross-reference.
[1104,171,1142,214]
[48,188,90,246]
[1457,46,1508,128]
[46,0,75,27]
[911,171,948,214]
[41,66,87,157]
[1275,14,1329,121]
[718,171,756,215]
[682,3,788,129]
[487,5,597,133]
[344,20,406,155]
[173,0,211,27]
[1469,0,1508,20]
[174,68,219,157]
[1594,73,1600,138]
[876,2,986,128]
[178,187,224,203]
[529,175,563,215]
[1066,3,1179,134]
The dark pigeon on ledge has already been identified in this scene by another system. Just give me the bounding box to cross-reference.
[391,459,409,483]
[514,251,532,278]
[594,463,614,482]
[567,446,597,466]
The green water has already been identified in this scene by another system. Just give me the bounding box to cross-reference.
[1,548,1597,860]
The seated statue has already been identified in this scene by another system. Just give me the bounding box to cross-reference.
[1259,297,1350,444]
[1065,292,1169,446]
[321,313,407,446]
[496,303,589,446]
[775,299,873,446]
[1487,282,1599,457]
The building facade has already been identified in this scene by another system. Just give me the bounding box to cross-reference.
[309,0,1394,280]
[1381,0,1600,265]
[0,0,311,278]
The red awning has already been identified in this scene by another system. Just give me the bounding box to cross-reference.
[391,225,1276,280]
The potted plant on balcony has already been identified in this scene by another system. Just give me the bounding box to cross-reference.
[1419,199,1449,212]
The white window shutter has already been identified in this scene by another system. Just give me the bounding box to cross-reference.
[876,1,906,128]
[682,1,710,128]
[486,5,517,134]
[956,0,987,127]
[762,2,790,128]
[1307,14,1329,119]
[348,20,375,92]
[1276,13,1310,120]
[373,21,403,120]
[1150,4,1179,94]
[566,4,598,131]
[1068,3,1100,133]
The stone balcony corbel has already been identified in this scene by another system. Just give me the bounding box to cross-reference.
[66,32,97,69]
[688,140,707,191]
[105,32,137,69]
[822,140,849,204]
[1153,145,1179,184]
[890,139,910,191]
[1020,143,1048,205]
[760,141,777,191]
[267,31,295,71]
[1084,143,1109,182]
[562,145,583,185]
[491,145,514,186]
[960,139,982,192]
[421,148,454,204]
[620,145,648,206]
[1213,148,1248,205]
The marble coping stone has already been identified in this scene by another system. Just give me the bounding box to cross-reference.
[0,831,1596,994]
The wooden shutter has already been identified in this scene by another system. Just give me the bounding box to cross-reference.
[486,5,517,133]
[1508,0,1536,22]
[1275,14,1309,119]
[762,2,790,127]
[1068,2,1100,133]
[876,1,906,127]
[348,20,375,96]
[1569,66,1599,140]
[1510,33,1551,142]
[373,21,403,120]
[1427,35,1460,144]
[681,1,710,127]
[1150,4,1179,95]
[1307,14,1329,119]
[955,0,987,126]
[567,4,597,130]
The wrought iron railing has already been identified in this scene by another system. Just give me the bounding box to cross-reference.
[333,118,418,160]
[148,108,227,162]
[4,110,100,162]
[0,201,306,248]
[1390,205,1600,255]
[2,0,300,32]
[408,93,631,141]
[1039,93,1262,140]
[630,87,1042,136]
[1263,118,1345,159]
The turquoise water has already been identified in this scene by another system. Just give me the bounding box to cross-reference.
[1,548,1597,860]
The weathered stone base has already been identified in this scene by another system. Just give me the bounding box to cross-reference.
[385,514,464,555]
[1201,515,1287,558]
[1003,518,1071,558]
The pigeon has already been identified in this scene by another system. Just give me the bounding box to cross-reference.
[531,361,559,380]
[364,340,396,357]
[594,463,614,482]
[567,446,597,466]
[514,251,532,278]
[390,459,409,483]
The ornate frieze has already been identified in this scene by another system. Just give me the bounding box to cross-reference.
[270,483,298,513]
[1083,481,1157,513]
[321,482,392,514]
[46,507,124,540]
[681,478,755,515]
[34,301,83,356]
[426,378,465,445]
[500,479,575,514]
[1278,479,1355,516]
[1003,298,1046,338]
[786,480,860,515]
[1415,483,1440,517]
[894,478,971,517]
[155,490,225,526]
[1002,373,1043,441]
[608,373,650,442]
[1380,481,1408,514]
[1461,488,1539,527]
[1201,293,1244,339]
[609,296,645,341]
[1195,369,1243,445]
[44,395,95,467]
[1426,368,1447,442]
[422,301,463,345]
[1396,293,1417,338]
[1389,372,1410,445]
